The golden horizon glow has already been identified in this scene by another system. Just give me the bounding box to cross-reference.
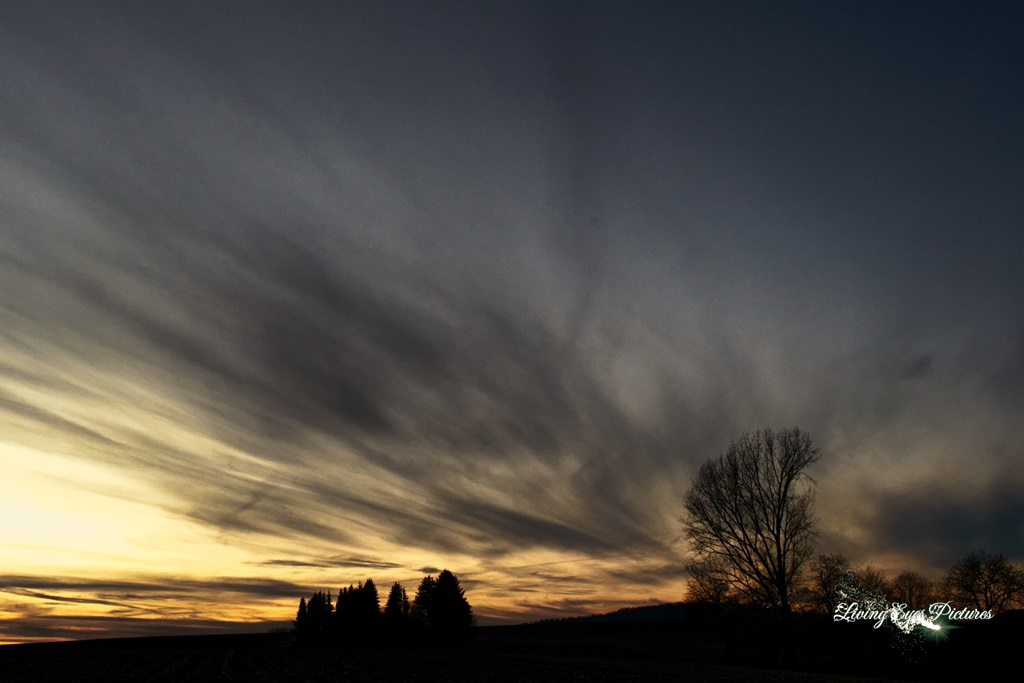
[0,433,685,644]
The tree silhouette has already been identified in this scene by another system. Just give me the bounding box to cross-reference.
[334,580,380,633]
[384,582,410,625]
[294,596,308,631]
[294,590,333,641]
[431,569,473,631]
[942,550,1024,613]
[334,584,353,630]
[685,556,737,606]
[411,575,436,626]
[361,578,381,624]
[681,427,820,618]
[407,571,472,632]
[293,570,472,645]
[807,553,850,615]
[853,565,891,603]
[889,570,935,608]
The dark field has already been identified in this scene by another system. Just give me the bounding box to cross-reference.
[0,619,946,683]
[0,636,908,683]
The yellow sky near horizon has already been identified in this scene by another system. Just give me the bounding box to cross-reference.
[0,436,688,644]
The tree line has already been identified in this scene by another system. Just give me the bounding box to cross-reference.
[293,569,473,643]
[681,428,1024,618]
[804,550,1024,614]
[691,548,1024,614]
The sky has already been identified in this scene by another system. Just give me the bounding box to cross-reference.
[1,1,1022,644]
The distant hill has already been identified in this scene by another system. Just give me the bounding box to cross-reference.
[535,602,690,624]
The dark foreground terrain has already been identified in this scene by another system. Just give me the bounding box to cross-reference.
[2,612,1018,682]
[0,635,902,683]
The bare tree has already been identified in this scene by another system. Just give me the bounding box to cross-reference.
[854,565,891,604]
[681,427,820,618]
[942,550,1024,613]
[807,553,850,615]
[685,556,738,606]
[889,571,935,608]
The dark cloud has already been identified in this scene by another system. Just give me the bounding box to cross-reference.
[0,614,284,644]
[1,589,130,610]
[899,354,934,382]
[0,388,124,450]
[2,209,718,557]
[599,561,689,588]
[258,556,404,570]
[0,575,311,602]
[257,560,325,568]
[328,557,405,570]
[436,498,615,554]
[867,479,1024,570]
[986,331,1024,409]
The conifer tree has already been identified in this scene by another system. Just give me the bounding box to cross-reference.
[411,575,436,625]
[384,582,410,624]
[362,578,381,623]
[296,590,335,640]
[335,584,356,631]
[294,596,308,632]
[431,569,473,631]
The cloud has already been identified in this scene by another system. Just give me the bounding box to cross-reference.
[416,567,442,576]
[257,556,404,570]
[4,201,735,560]
[0,575,311,602]
[866,477,1024,570]
[0,614,284,644]
[899,354,934,382]
[1,589,130,610]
